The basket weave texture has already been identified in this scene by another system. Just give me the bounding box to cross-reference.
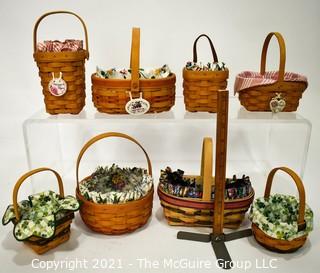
[76,132,154,235]
[234,32,307,112]
[33,11,89,114]
[251,167,309,253]
[91,28,176,114]
[12,168,74,254]
[158,138,254,229]
[183,34,228,112]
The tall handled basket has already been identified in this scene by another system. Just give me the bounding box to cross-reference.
[183,34,229,112]
[75,132,154,235]
[33,11,89,114]
[234,32,307,112]
[92,28,176,114]
[158,138,254,229]
[251,167,313,253]
[9,168,75,254]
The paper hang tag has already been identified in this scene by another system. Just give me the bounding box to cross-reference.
[270,93,286,113]
[48,72,67,97]
[125,92,150,115]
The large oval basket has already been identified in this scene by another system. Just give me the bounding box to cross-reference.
[91,28,176,114]
[158,138,254,229]
[75,132,154,235]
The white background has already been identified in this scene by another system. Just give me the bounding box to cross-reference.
[0,0,319,272]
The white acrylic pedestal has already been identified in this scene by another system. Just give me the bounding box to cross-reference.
[23,97,311,188]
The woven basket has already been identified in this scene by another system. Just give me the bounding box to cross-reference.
[92,28,176,114]
[12,168,74,254]
[33,11,89,114]
[183,34,229,113]
[158,138,254,229]
[252,167,309,253]
[75,132,154,235]
[234,32,307,112]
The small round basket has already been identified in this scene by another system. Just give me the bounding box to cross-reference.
[75,132,154,235]
[250,167,313,253]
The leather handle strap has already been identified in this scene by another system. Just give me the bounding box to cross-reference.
[130,27,140,92]
[193,34,218,63]
[13,168,64,221]
[76,132,152,186]
[200,137,213,201]
[260,32,286,81]
[33,10,89,59]
[264,167,306,230]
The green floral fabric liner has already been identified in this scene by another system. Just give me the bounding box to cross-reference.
[79,165,153,204]
[2,191,80,241]
[95,64,172,79]
[249,194,313,241]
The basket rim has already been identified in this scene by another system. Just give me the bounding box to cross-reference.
[33,49,89,62]
[252,223,308,242]
[91,72,176,83]
[157,183,254,210]
[183,67,229,74]
[234,70,308,94]
[76,177,154,207]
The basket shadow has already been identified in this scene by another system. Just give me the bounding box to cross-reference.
[2,231,55,265]
[246,233,312,260]
[2,225,81,265]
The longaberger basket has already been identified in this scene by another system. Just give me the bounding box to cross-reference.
[3,168,78,254]
[33,11,89,114]
[158,138,254,229]
[91,28,176,114]
[250,167,313,253]
[183,34,229,112]
[234,32,307,112]
[75,132,154,235]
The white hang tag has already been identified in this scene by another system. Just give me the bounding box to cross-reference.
[270,93,286,113]
[125,92,150,115]
[48,72,67,96]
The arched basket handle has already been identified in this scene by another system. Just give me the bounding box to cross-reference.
[33,10,89,59]
[13,167,64,221]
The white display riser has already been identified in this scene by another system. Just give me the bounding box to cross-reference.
[23,97,311,195]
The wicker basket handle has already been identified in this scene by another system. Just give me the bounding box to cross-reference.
[130,27,140,92]
[33,10,89,59]
[76,132,152,186]
[264,167,306,231]
[200,137,213,201]
[12,168,64,221]
[260,32,286,81]
[193,34,219,63]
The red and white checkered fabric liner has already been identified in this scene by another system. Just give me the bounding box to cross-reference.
[234,71,308,94]
[37,39,83,52]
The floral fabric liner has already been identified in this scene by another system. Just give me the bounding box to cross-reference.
[185,61,227,71]
[159,167,252,199]
[37,39,83,52]
[95,64,172,79]
[249,194,313,241]
[234,71,308,94]
[79,165,153,204]
[2,191,80,241]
